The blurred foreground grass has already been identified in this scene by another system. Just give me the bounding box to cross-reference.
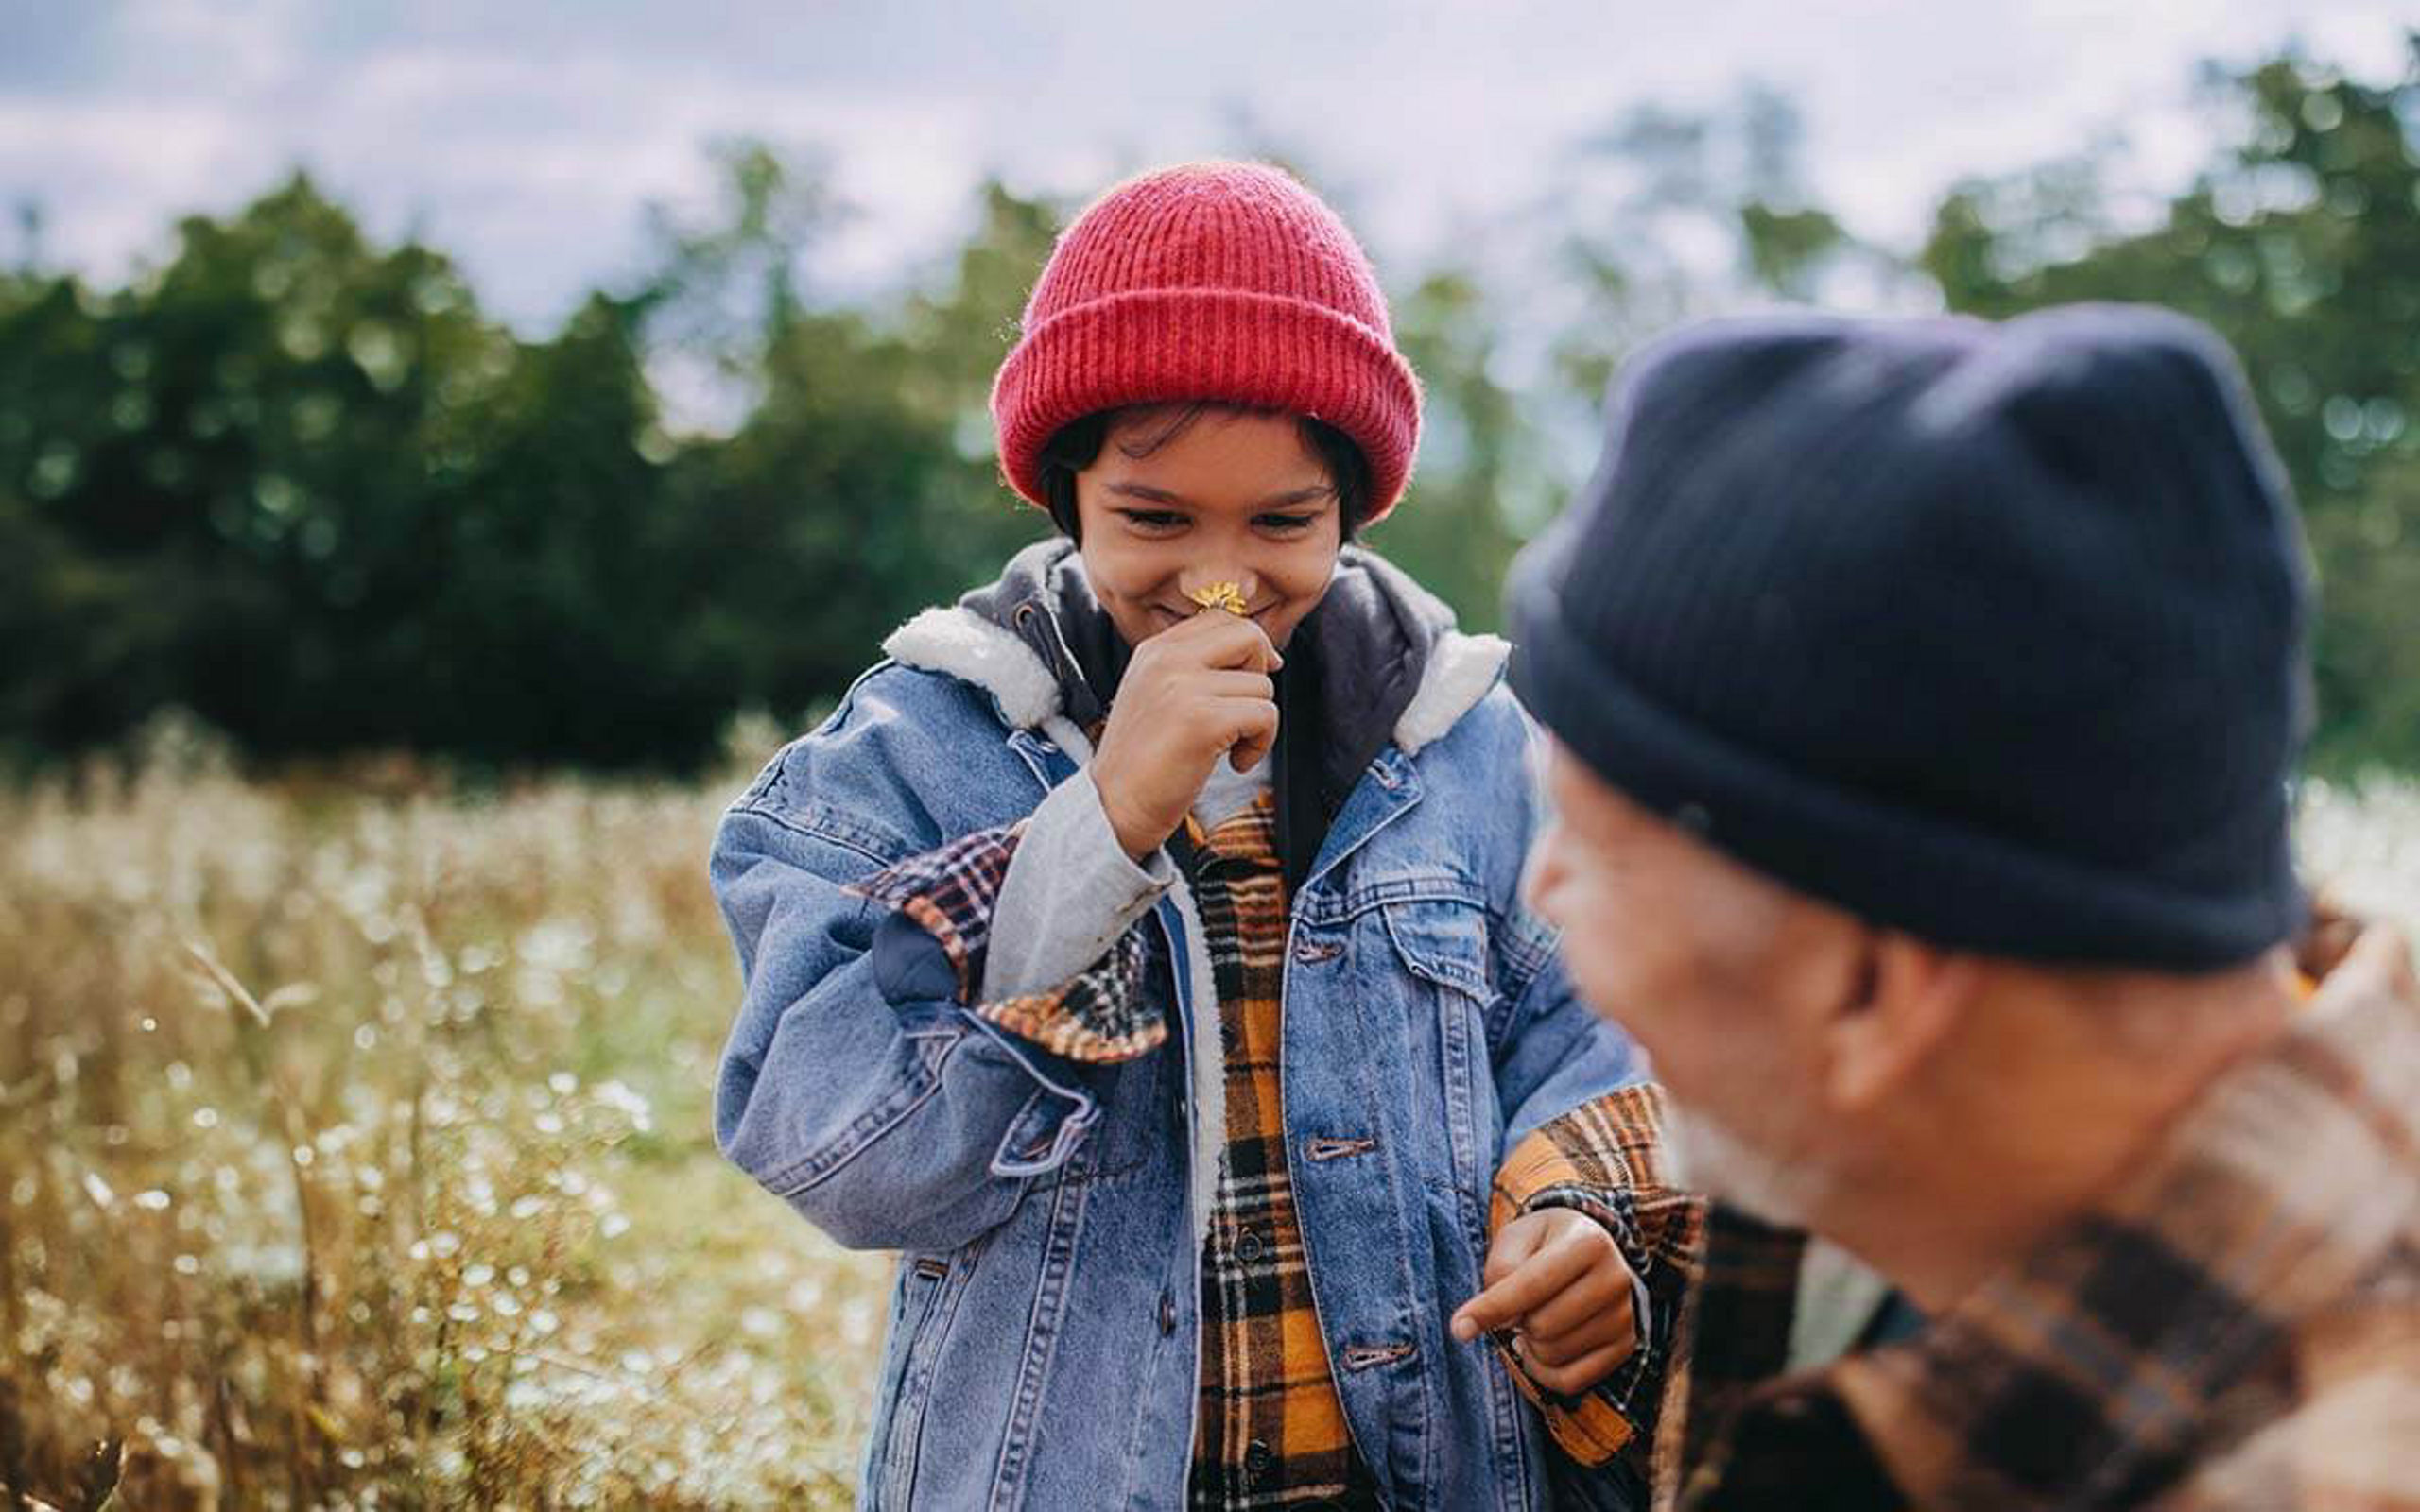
[4,719,2415,1509]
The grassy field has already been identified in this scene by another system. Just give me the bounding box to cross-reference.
[5,720,2414,1509]
[1,720,890,1510]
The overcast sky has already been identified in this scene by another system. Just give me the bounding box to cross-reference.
[3,1,2411,333]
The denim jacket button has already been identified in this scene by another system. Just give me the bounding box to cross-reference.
[1158,1291,1179,1336]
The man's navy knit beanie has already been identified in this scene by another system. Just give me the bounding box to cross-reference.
[1507,305,2311,970]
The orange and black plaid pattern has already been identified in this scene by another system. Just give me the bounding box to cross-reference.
[1487,1084,1704,1481]
[846,817,1167,1062]
[850,795,1382,1503]
[1655,960,2420,1511]
[1185,795,1380,1511]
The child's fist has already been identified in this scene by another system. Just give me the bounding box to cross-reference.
[1449,1208,1638,1397]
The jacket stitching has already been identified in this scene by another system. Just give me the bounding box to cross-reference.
[728,797,916,868]
[760,1032,965,1197]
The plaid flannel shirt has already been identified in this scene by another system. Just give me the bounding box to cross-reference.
[850,816,1166,1064]
[1488,1083,1707,1485]
[1508,959,2420,1511]
[854,797,1380,1508]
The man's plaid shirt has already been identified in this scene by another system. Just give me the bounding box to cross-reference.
[1491,954,2420,1510]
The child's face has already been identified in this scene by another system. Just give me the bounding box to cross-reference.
[1072,407,1344,652]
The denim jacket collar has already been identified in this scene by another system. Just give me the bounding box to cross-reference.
[883,541,1512,767]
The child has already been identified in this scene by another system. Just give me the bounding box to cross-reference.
[710,162,1647,1511]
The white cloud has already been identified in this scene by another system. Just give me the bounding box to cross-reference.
[0,95,258,279]
[0,0,2408,331]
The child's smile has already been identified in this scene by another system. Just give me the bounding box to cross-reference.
[1071,406,1344,652]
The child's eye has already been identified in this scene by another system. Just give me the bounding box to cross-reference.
[1257,514,1318,534]
[1117,509,1187,534]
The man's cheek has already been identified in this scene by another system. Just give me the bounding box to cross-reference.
[1563,938,1636,1022]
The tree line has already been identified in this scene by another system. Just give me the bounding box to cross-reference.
[3,40,2413,775]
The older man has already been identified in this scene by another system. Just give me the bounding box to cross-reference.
[1462,307,2420,1509]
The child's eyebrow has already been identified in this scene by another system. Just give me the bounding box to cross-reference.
[1104,482,1336,509]
[1104,482,1190,506]
[1257,486,1339,509]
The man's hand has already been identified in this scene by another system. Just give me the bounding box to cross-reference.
[1449,1208,1640,1397]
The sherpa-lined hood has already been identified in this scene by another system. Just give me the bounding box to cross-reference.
[882,538,1510,850]
[873,541,1510,1255]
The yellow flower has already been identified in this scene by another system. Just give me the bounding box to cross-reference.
[1187,582,1248,616]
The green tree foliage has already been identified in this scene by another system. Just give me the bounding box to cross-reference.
[0,176,519,758]
[0,157,1060,771]
[652,159,1054,724]
[1922,37,2420,770]
[1551,84,1887,407]
[1363,269,1538,632]
[6,40,2418,774]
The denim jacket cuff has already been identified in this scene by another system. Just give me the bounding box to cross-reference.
[849,821,1167,1064]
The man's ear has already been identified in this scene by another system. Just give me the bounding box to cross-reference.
[1822,932,1978,1114]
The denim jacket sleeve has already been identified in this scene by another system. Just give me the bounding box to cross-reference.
[1469,695,1668,1472]
[708,682,1112,1253]
[1486,1084,1705,1479]
[848,817,1169,1065]
[1486,700,1648,1148]
[1489,923,1645,1147]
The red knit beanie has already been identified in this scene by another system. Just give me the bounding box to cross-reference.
[990,161,1423,523]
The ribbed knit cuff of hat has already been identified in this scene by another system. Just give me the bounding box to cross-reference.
[1503,540,2303,972]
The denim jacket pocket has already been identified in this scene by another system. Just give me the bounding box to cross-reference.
[875,1246,979,1508]
[1379,896,1494,1001]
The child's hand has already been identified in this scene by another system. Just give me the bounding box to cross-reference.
[1092,609,1282,861]
[1449,1209,1638,1396]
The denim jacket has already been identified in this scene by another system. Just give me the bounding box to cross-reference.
[710,595,1645,1510]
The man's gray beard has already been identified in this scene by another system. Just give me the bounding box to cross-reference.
[1662,1097,1829,1230]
